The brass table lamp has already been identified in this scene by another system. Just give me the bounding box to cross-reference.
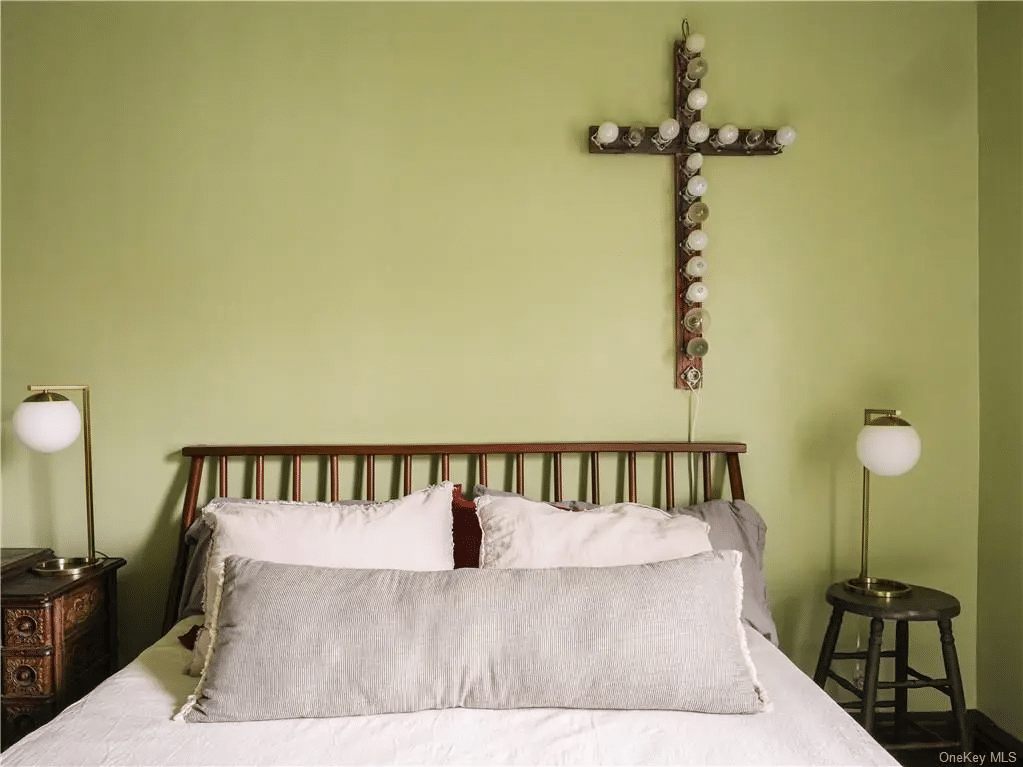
[12,384,103,576]
[845,408,921,599]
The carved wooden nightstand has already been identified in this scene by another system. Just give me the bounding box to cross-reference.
[1,548,126,750]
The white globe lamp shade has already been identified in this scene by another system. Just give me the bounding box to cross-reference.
[13,395,82,454]
[856,418,921,476]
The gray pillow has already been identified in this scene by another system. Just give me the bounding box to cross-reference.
[672,499,777,645]
[469,487,777,645]
[178,551,769,722]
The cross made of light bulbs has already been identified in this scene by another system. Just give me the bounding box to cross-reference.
[588,20,796,390]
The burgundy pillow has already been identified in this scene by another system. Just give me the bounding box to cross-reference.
[452,484,482,568]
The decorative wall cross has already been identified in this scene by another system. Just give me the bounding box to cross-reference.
[588,20,796,389]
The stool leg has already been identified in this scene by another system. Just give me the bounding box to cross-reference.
[861,617,885,735]
[894,620,909,743]
[814,607,845,688]
[938,618,971,753]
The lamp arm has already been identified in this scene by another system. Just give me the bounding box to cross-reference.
[27,384,95,560]
[863,407,900,425]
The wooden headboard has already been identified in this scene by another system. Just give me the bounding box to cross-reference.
[163,441,747,632]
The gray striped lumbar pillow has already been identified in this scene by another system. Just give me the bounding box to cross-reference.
[177,551,769,722]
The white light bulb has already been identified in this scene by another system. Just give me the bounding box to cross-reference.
[684,256,708,278]
[685,153,704,172]
[686,89,708,111]
[595,122,619,145]
[13,398,82,453]
[658,118,680,142]
[684,33,706,55]
[715,124,739,146]
[685,282,708,303]
[685,230,708,251]
[773,125,797,147]
[688,121,710,144]
[686,175,708,198]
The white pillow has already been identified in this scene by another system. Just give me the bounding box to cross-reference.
[186,482,455,676]
[475,494,712,569]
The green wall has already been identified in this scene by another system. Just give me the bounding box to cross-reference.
[977,2,1023,742]
[2,1,981,708]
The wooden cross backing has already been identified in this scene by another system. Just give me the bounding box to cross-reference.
[588,24,793,389]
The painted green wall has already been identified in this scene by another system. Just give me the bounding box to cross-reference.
[2,1,980,708]
[977,2,1023,742]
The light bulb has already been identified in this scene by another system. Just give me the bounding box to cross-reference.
[685,153,704,173]
[685,337,710,358]
[684,33,706,55]
[625,126,644,147]
[594,122,619,146]
[657,119,680,142]
[684,256,708,278]
[685,230,708,252]
[688,121,710,144]
[714,124,738,146]
[685,57,708,82]
[684,201,709,225]
[13,396,82,453]
[683,307,711,333]
[685,175,708,198]
[772,125,797,147]
[744,128,765,149]
[686,89,708,112]
[685,282,708,303]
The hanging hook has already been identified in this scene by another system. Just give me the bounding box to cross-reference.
[681,18,690,39]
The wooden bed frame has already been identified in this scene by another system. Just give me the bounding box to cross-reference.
[163,441,747,633]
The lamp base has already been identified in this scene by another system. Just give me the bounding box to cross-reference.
[844,576,912,599]
[31,557,104,577]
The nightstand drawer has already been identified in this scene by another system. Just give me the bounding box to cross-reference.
[3,607,53,648]
[2,650,54,698]
[59,581,102,637]
[2,698,58,744]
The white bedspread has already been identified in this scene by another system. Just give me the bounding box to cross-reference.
[4,618,897,767]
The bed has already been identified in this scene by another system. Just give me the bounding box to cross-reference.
[2,441,898,767]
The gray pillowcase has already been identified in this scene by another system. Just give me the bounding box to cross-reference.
[671,499,777,645]
[178,551,769,722]
[178,517,212,619]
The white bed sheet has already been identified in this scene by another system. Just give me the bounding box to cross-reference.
[4,617,898,767]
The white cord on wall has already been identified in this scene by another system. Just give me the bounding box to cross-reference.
[686,387,701,505]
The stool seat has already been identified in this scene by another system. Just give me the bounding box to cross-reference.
[826,582,961,622]
[814,581,969,755]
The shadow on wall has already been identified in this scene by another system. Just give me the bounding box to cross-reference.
[115,454,192,666]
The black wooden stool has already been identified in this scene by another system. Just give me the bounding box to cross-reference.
[813,582,970,753]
